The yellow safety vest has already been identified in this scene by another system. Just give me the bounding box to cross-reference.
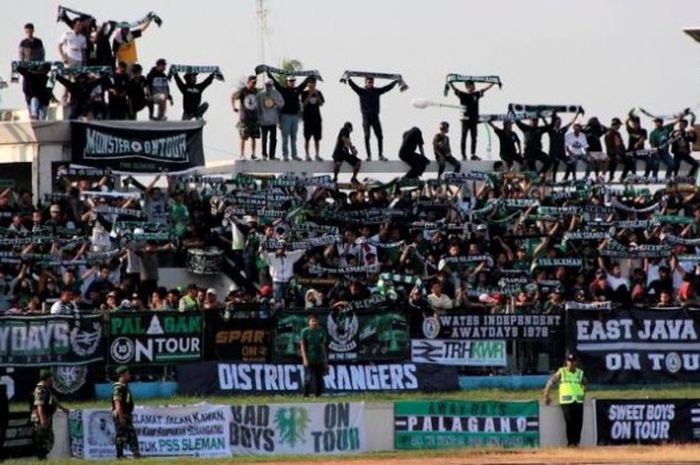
[558,367,585,404]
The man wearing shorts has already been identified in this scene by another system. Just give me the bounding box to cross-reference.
[231,75,260,160]
[332,122,361,184]
[301,78,325,161]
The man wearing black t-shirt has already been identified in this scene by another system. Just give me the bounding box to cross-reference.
[146,58,171,121]
[332,122,361,184]
[399,127,429,179]
[671,119,698,176]
[301,78,325,161]
[516,118,552,178]
[232,76,260,160]
[268,72,314,162]
[127,64,147,119]
[348,77,399,161]
[18,23,45,62]
[488,120,523,170]
[173,71,217,120]
[449,80,496,160]
[108,61,129,120]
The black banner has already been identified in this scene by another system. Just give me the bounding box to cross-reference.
[413,312,564,341]
[176,362,459,395]
[0,315,104,367]
[568,308,700,383]
[0,366,94,402]
[204,313,272,362]
[596,399,700,445]
[108,312,203,365]
[3,412,34,458]
[274,309,410,363]
[71,120,205,173]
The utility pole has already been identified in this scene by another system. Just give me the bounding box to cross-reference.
[256,0,268,64]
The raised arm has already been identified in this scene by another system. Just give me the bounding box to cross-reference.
[377,80,398,95]
[347,78,361,94]
[173,72,186,93]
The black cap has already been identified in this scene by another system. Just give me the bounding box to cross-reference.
[611,117,622,126]
[566,354,576,362]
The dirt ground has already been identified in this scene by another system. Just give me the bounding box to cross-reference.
[246,445,700,465]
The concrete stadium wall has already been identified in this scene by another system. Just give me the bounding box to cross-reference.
[46,399,597,458]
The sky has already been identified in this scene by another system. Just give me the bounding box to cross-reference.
[0,0,699,162]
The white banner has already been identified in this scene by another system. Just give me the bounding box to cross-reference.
[230,402,366,455]
[411,339,507,366]
[79,403,232,459]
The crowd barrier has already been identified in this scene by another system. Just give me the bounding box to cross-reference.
[2,306,700,402]
[8,398,699,459]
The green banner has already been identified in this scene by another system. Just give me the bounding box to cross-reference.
[394,400,539,449]
[273,308,409,363]
[107,312,203,365]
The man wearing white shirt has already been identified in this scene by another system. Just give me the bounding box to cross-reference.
[50,288,78,315]
[58,21,86,67]
[262,242,305,306]
[427,282,453,313]
[564,123,589,180]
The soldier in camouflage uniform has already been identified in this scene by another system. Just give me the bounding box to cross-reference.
[31,369,68,460]
[112,365,140,459]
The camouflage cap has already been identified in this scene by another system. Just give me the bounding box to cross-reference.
[39,368,53,380]
[115,365,130,376]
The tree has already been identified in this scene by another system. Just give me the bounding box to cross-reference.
[272,58,303,83]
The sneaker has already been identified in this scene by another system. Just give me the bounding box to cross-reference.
[238,154,246,161]
[461,154,467,161]
[378,155,388,161]
[350,177,360,185]
[314,155,323,162]
[261,153,268,161]
[292,155,302,161]
[366,155,372,161]
[470,155,481,161]
[250,153,258,160]
[305,155,312,161]
[283,156,289,162]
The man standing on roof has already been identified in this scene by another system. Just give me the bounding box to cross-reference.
[267,71,314,162]
[232,75,260,160]
[348,76,399,161]
[448,79,496,161]
[111,18,154,71]
[173,70,217,120]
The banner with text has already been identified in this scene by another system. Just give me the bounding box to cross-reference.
[71,121,205,174]
[0,314,104,367]
[230,402,366,455]
[274,309,410,363]
[204,313,272,362]
[176,362,459,395]
[394,400,539,449]
[411,339,506,366]
[568,308,700,383]
[596,399,700,445]
[108,312,203,366]
[3,412,34,459]
[72,404,232,459]
[414,312,563,341]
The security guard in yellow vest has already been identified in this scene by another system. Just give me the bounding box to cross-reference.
[544,354,588,446]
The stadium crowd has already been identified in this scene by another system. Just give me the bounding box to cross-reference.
[3,7,700,317]
[1,160,700,316]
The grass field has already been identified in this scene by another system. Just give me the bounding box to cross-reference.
[10,384,700,410]
[7,445,700,464]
